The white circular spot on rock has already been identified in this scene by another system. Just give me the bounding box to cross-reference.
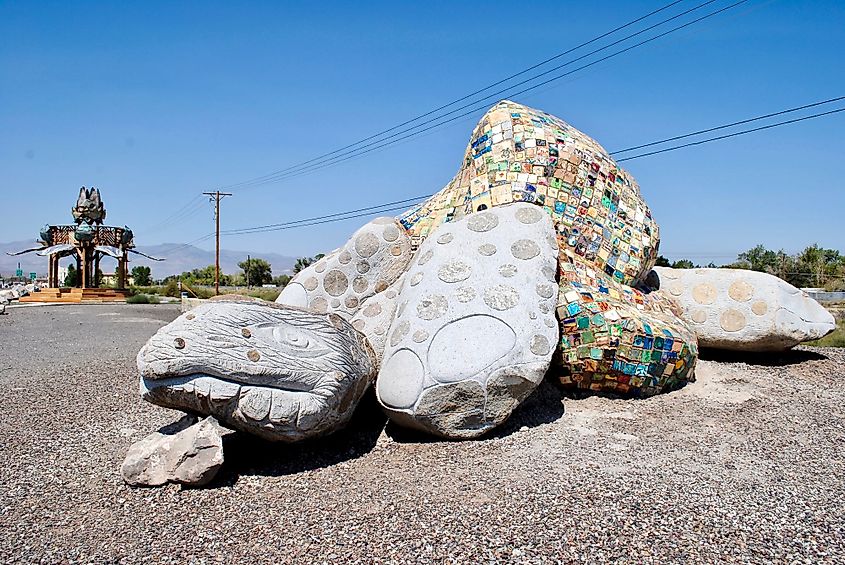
[353,276,368,293]
[345,296,359,309]
[691,309,707,324]
[418,249,434,266]
[478,243,497,256]
[455,287,476,303]
[511,239,540,260]
[323,270,349,297]
[437,232,454,244]
[515,206,544,224]
[382,224,400,242]
[667,282,684,297]
[416,295,448,320]
[410,272,424,286]
[530,334,551,356]
[310,296,328,313]
[363,302,382,317]
[412,329,429,343]
[542,265,557,281]
[751,300,768,316]
[692,283,717,305]
[355,232,380,258]
[438,261,472,283]
[377,349,424,409]
[467,212,499,232]
[356,261,371,274]
[427,315,516,382]
[304,277,319,291]
[330,298,341,308]
[536,283,555,299]
[728,280,754,302]
[314,260,327,274]
[483,285,519,311]
[338,251,352,265]
[498,264,518,278]
[390,320,410,346]
[720,309,746,332]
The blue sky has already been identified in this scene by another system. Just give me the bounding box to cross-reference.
[1,0,843,268]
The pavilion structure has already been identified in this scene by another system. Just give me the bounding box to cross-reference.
[8,187,162,303]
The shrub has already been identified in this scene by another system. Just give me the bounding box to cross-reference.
[126,294,150,304]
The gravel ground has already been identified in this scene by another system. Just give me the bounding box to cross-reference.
[1,304,844,564]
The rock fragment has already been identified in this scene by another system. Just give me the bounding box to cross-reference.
[121,416,224,487]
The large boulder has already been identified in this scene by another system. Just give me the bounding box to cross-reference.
[137,298,377,441]
[121,416,224,487]
[653,267,835,351]
[376,203,560,438]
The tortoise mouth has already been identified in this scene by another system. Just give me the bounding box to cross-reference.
[139,358,318,393]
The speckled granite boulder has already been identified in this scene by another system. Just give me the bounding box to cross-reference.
[652,267,835,351]
[376,203,560,438]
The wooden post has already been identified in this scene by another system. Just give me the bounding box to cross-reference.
[202,190,232,295]
[117,255,126,289]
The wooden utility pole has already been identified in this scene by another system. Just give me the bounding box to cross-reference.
[203,190,232,295]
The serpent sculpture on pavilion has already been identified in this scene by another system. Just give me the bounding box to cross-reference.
[133,101,834,478]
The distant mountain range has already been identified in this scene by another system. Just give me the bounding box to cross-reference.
[0,240,297,280]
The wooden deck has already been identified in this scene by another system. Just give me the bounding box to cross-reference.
[19,288,130,303]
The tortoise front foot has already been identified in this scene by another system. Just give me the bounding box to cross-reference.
[376,203,560,438]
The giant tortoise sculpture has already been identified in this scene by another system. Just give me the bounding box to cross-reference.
[135,100,835,449]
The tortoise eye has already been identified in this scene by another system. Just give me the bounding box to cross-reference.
[272,327,311,349]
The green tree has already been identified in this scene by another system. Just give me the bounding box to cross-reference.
[64,264,78,287]
[131,265,152,286]
[671,259,695,269]
[238,257,273,286]
[654,255,671,267]
[292,253,326,274]
[737,244,780,273]
[272,274,291,287]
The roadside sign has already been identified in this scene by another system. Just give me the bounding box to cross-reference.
[30,272,37,280]
[15,269,23,277]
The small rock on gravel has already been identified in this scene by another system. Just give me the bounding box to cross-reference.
[121,415,224,487]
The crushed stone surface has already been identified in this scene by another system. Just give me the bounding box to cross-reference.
[1,304,843,563]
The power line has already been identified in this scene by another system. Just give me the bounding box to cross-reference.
[215,0,687,191]
[615,106,845,161]
[221,194,431,235]
[142,193,205,232]
[610,95,845,154]
[222,201,428,236]
[216,97,845,236]
[219,0,746,191]
[154,233,215,255]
